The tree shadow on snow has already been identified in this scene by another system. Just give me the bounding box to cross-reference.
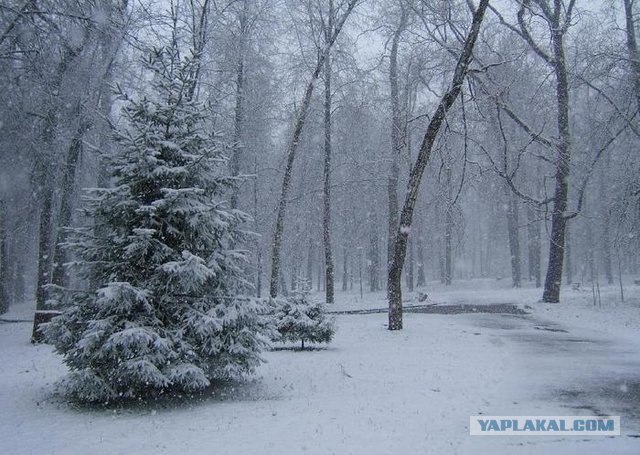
[44,377,276,415]
[270,345,334,352]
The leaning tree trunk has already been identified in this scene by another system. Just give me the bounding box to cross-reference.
[269,0,358,298]
[388,0,490,330]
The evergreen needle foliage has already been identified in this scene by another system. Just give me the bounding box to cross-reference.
[271,279,335,350]
[43,46,269,403]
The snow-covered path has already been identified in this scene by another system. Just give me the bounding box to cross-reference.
[2,284,640,454]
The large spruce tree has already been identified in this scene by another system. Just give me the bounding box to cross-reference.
[43,46,269,403]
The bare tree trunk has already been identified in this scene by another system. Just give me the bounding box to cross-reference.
[369,229,380,292]
[13,258,25,305]
[52,120,88,287]
[34,107,61,323]
[388,0,490,330]
[416,235,426,287]
[350,253,354,290]
[322,2,335,304]
[317,246,323,292]
[269,0,358,298]
[253,153,262,298]
[602,215,613,285]
[436,202,445,283]
[342,245,348,291]
[0,201,10,314]
[444,168,453,286]
[185,0,211,102]
[291,264,298,291]
[506,190,522,287]
[600,157,614,284]
[230,0,248,210]
[540,6,573,303]
[406,237,414,292]
[564,224,573,285]
[526,204,541,287]
[306,238,314,289]
[624,0,640,111]
[583,194,596,283]
[255,246,262,298]
[387,7,408,296]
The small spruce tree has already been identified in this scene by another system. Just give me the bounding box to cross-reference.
[43,46,269,403]
[271,278,335,350]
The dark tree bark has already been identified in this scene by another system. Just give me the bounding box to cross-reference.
[185,0,211,102]
[495,104,521,287]
[230,0,248,210]
[13,258,25,305]
[525,1,575,303]
[35,186,55,310]
[526,204,541,287]
[52,120,89,288]
[322,1,335,304]
[624,0,640,111]
[388,0,490,330]
[369,229,380,292]
[489,0,577,302]
[435,202,445,283]
[33,48,80,339]
[253,153,262,297]
[255,246,263,298]
[406,237,414,292]
[600,157,614,284]
[279,270,289,297]
[342,245,348,291]
[416,235,426,287]
[0,201,10,314]
[306,238,314,290]
[387,6,408,296]
[564,224,573,285]
[316,245,323,292]
[505,191,522,287]
[583,194,596,283]
[444,168,453,286]
[269,0,358,298]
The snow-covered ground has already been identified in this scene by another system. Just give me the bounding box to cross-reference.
[2,279,640,454]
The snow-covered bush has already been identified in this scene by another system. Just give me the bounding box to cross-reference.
[42,46,269,403]
[270,280,335,350]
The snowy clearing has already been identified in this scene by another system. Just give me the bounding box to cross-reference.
[2,281,640,454]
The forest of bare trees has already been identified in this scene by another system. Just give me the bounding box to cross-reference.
[1,0,639,332]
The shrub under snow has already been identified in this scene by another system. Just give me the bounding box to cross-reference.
[270,281,335,350]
